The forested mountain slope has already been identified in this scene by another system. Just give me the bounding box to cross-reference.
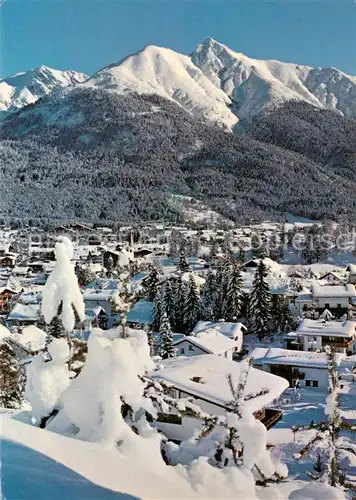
[1,88,356,224]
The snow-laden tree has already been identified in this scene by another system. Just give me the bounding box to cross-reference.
[201,270,217,321]
[151,288,163,332]
[271,295,297,334]
[0,341,25,409]
[159,312,176,359]
[223,263,243,322]
[178,251,190,273]
[213,259,232,320]
[75,264,96,287]
[294,346,353,489]
[25,339,72,427]
[42,236,85,336]
[183,274,201,333]
[249,260,272,340]
[47,327,165,456]
[173,274,187,333]
[143,265,160,302]
[162,279,175,328]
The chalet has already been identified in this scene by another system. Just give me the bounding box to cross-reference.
[291,318,356,355]
[251,347,355,390]
[0,287,18,314]
[7,303,41,327]
[347,264,356,285]
[149,355,289,442]
[295,284,356,318]
[318,271,346,286]
[0,254,16,268]
[173,331,241,360]
[192,320,246,347]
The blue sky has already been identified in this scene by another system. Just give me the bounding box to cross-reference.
[1,0,355,78]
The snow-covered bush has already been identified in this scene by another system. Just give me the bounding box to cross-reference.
[42,236,85,333]
[48,327,161,449]
[25,338,72,425]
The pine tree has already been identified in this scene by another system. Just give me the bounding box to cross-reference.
[183,274,202,333]
[173,274,187,333]
[159,312,176,359]
[0,341,25,409]
[249,260,272,340]
[178,251,190,273]
[143,266,160,302]
[151,289,163,332]
[162,279,175,328]
[223,263,243,322]
[209,237,218,263]
[213,259,231,320]
[201,271,217,321]
[106,255,114,278]
[47,314,66,339]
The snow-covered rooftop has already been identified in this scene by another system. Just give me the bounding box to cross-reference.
[311,283,356,298]
[7,302,40,322]
[126,299,153,325]
[11,325,47,352]
[150,355,288,413]
[193,320,246,344]
[296,318,356,338]
[174,331,239,355]
[250,347,344,369]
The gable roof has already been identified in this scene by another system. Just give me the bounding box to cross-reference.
[174,331,238,355]
[150,355,288,413]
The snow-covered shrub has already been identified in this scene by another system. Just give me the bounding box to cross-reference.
[25,338,72,424]
[49,327,161,450]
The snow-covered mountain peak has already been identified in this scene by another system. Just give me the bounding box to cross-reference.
[0,65,88,113]
[84,44,238,129]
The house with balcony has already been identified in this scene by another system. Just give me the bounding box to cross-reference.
[149,354,289,442]
[295,284,356,318]
[173,330,241,360]
[251,347,355,390]
[291,318,356,355]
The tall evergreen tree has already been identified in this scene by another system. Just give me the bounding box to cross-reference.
[223,263,243,322]
[162,279,175,328]
[106,255,114,278]
[178,251,190,273]
[47,314,66,339]
[201,271,217,321]
[143,266,160,302]
[0,341,25,409]
[151,289,163,332]
[213,259,231,320]
[173,274,187,333]
[249,260,272,340]
[159,312,176,359]
[183,274,202,333]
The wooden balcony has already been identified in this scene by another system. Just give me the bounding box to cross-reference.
[259,408,283,430]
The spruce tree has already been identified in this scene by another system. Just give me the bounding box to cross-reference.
[249,260,272,340]
[183,274,202,333]
[143,266,160,302]
[106,255,114,278]
[201,271,217,321]
[178,251,190,273]
[47,315,66,339]
[162,279,175,328]
[173,274,187,333]
[159,312,176,359]
[213,259,231,320]
[0,341,25,409]
[151,288,163,332]
[223,263,243,322]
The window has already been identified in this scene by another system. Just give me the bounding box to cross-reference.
[180,347,185,355]
[157,413,182,425]
[305,380,311,387]
[325,303,330,309]
[188,345,195,352]
[312,381,319,388]
[165,388,177,398]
